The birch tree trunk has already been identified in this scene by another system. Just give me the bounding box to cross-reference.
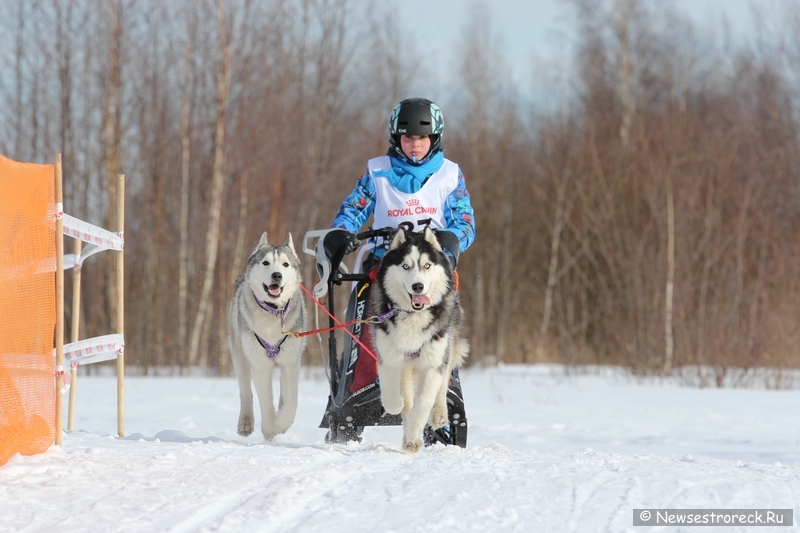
[188,0,230,369]
[663,182,675,373]
[617,0,635,150]
[534,170,570,362]
[178,27,194,363]
[103,0,122,339]
[495,139,516,362]
[219,168,251,376]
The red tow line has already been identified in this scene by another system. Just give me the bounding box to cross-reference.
[296,283,378,362]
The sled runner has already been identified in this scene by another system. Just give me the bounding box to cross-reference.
[302,227,468,448]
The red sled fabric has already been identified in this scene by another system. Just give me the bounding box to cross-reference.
[349,321,379,393]
[348,266,381,394]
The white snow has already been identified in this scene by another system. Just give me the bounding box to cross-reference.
[2,364,799,532]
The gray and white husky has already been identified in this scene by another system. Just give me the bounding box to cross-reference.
[228,232,308,440]
[371,227,469,452]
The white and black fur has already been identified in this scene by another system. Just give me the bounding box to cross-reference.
[371,227,469,452]
[228,232,308,440]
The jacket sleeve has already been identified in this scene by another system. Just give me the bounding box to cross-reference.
[331,170,376,232]
[444,169,476,253]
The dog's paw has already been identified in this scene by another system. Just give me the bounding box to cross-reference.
[275,401,297,433]
[261,424,278,441]
[403,437,423,453]
[274,413,294,435]
[381,397,404,416]
[428,404,449,429]
[237,414,255,437]
[380,390,404,415]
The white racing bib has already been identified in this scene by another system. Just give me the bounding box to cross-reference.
[369,155,459,234]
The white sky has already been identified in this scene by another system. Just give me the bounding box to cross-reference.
[396,0,781,107]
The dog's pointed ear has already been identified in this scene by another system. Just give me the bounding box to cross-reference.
[253,232,270,253]
[390,227,407,250]
[423,227,443,252]
[284,233,295,253]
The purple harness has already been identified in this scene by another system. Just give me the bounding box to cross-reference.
[253,293,292,359]
[253,332,287,359]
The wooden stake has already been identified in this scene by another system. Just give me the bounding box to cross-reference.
[54,154,65,447]
[117,174,125,437]
[68,239,82,431]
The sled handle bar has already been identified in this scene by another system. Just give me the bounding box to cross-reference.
[355,227,396,242]
[302,227,397,299]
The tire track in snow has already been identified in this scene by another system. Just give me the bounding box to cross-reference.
[160,445,370,533]
[606,475,643,531]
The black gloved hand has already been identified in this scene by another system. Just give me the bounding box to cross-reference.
[344,232,361,255]
[433,229,459,268]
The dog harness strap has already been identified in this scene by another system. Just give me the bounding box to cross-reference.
[254,332,287,359]
[375,304,398,323]
[253,293,293,331]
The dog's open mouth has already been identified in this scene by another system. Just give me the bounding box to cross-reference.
[264,283,283,298]
[410,293,431,311]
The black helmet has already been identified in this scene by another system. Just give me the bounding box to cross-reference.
[389,98,444,162]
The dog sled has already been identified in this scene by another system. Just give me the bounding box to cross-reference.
[302,227,468,448]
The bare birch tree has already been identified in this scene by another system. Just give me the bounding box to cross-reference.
[178,8,197,360]
[102,0,123,340]
[188,0,231,369]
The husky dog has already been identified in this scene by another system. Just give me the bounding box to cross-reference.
[228,233,308,440]
[371,227,469,452]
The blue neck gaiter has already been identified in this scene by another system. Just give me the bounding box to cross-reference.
[381,150,445,194]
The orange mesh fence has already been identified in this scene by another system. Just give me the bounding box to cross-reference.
[0,154,56,466]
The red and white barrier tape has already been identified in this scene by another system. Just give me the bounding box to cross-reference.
[55,333,125,368]
[55,364,73,394]
[61,214,124,251]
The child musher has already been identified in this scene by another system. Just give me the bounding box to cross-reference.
[331,97,476,404]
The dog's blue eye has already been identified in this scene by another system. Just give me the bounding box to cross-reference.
[403,264,410,270]
[424,263,431,269]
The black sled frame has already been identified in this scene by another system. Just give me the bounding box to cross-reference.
[302,227,467,448]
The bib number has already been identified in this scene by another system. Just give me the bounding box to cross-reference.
[398,218,432,233]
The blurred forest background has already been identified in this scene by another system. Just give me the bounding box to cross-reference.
[2,0,800,384]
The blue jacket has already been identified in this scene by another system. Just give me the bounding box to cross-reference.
[332,155,476,253]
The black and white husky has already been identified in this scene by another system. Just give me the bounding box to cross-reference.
[371,227,469,452]
[228,233,308,440]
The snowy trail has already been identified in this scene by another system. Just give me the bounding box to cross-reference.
[1,365,799,532]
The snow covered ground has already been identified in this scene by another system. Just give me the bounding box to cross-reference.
[2,364,799,532]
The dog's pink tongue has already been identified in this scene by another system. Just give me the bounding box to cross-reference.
[268,284,282,296]
[411,294,430,307]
